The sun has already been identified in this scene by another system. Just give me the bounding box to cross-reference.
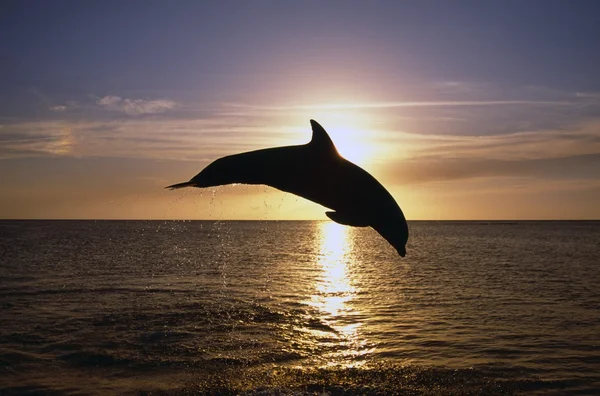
[317,123,374,165]
[331,130,371,165]
[280,105,384,166]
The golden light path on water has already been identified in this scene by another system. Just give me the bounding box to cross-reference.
[307,221,372,366]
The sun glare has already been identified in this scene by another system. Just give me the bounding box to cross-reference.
[305,221,370,364]
[307,111,377,165]
[316,221,354,319]
[330,127,372,165]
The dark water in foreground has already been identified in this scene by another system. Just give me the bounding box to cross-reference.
[1,220,599,395]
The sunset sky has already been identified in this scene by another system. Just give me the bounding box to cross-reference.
[1,1,600,220]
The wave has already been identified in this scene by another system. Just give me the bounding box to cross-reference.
[152,364,578,395]
[0,362,579,395]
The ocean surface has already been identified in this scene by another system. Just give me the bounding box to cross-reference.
[1,220,599,395]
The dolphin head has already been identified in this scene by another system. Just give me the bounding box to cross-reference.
[373,216,409,257]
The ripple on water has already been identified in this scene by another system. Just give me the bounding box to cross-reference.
[1,220,599,394]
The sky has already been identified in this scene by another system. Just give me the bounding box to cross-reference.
[1,0,600,220]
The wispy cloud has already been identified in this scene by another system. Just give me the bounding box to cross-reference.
[379,120,600,185]
[399,120,600,161]
[0,121,75,157]
[3,110,600,190]
[96,96,176,115]
[225,100,572,112]
[575,92,600,99]
[386,153,600,185]
[0,117,295,161]
[4,90,600,193]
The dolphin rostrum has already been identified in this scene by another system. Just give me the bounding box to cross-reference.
[167,120,409,256]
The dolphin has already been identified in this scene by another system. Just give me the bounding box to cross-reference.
[167,120,409,256]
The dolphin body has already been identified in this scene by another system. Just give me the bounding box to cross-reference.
[167,120,409,256]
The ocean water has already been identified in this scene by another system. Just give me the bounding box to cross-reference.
[1,220,599,395]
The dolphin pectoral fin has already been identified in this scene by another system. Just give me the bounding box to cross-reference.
[325,211,370,227]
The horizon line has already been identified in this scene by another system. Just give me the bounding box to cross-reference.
[1,218,598,222]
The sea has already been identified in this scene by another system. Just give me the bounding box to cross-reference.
[1,220,599,395]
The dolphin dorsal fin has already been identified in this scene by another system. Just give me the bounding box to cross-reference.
[309,119,338,155]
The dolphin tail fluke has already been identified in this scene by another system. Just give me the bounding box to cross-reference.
[165,181,195,190]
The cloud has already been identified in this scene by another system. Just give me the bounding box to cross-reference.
[386,153,600,185]
[0,121,75,157]
[49,105,67,111]
[225,100,571,112]
[96,95,176,115]
[378,120,600,185]
[4,93,600,192]
[0,117,290,161]
[575,92,600,99]
[404,121,600,161]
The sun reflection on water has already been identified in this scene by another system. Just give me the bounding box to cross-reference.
[307,221,370,365]
[315,222,353,319]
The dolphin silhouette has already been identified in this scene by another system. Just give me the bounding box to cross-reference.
[167,120,409,256]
